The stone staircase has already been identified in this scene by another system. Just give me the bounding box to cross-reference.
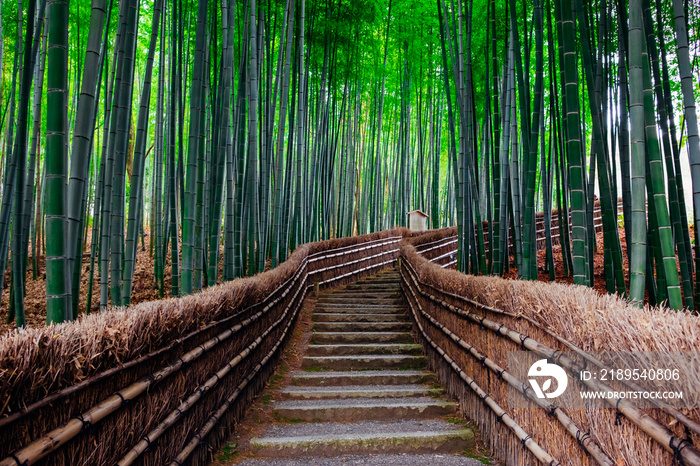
[236,269,484,465]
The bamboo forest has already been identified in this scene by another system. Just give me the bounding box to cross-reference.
[0,0,698,328]
[4,0,700,464]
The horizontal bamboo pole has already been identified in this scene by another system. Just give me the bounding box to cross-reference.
[417,237,458,254]
[309,245,400,275]
[119,273,307,465]
[401,254,700,464]
[169,288,308,466]
[401,265,613,465]
[405,254,700,436]
[414,234,458,251]
[307,235,402,261]
[429,249,457,263]
[399,269,561,465]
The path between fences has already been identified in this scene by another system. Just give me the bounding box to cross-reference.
[1,225,698,465]
[232,268,485,465]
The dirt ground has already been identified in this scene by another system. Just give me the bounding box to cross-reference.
[502,224,696,305]
[1,224,695,335]
[0,229,174,334]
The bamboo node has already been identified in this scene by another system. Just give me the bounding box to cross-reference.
[614,399,624,426]
[546,404,556,418]
[519,334,529,349]
[670,437,690,466]
[575,430,591,453]
[115,391,128,406]
[7,453,20,466]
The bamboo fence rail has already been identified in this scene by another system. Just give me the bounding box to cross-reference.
[402,230,700,466]
[0,229,406,466]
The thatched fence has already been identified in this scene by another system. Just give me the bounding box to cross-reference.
[402,227,700,466]
[0,229,406,466]
[2,219,697,466]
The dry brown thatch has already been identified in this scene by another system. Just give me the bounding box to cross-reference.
[0,229,406,465]
[400,230,700,466]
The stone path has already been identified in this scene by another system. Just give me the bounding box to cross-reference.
[232,269,488,465]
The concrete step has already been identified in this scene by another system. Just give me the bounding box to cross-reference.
[301,354,427,371]
[288,370,437,387]
[306,343,422,357]
[279,384,444,400]
[314,305,406,314]
[271,397,458,422]
[312,322,412,333]
[313,313,409,323]
[341,286,402,293]
[250,420,473,458]
[312,332,413,344]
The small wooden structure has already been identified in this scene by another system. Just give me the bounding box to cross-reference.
[407,210,429,231]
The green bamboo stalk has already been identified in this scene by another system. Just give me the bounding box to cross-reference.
[122,0,162,305]
[628,0,647,305]
[181,0,208,295]
[11,0,39,326]
[555,0,589,286]
[45,0,69,323]
[672,0,700,306]
[640,21,682,309]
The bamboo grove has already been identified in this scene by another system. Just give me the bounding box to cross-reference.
[0,0,698,327]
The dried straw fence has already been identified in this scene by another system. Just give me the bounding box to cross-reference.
[402,227,700,466]
[0,229,405,466]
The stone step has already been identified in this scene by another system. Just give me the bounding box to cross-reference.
[301,354,427,371]
[313,313,409,323]
[341,286,402,292]
[318,298,402,304]
[313,322,412,333]
[319,293,402,301]
[314,305,406,314]
[323,289,400,296]
[358,276,400,282]
[288,370,437,387]
[271,397,458,422]
[250,420,473,458]
[279,384,444,400]
[316,300,404,306]
[346,283,400,289]
[305,343,422,357]
[312,331,413,344]
[238,454,487,466]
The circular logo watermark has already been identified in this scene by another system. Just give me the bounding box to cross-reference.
[528,359,568,399]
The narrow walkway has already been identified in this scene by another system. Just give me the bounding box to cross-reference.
[235,269,488,465]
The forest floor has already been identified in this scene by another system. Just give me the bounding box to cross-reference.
[502,223,696,303]
[0,224,695,335]
[0,229,174,334]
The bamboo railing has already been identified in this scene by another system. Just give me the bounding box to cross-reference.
[0,229,406,466]
[1,220,694,466]
[419,199,620,269]
[402,230,700,466]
